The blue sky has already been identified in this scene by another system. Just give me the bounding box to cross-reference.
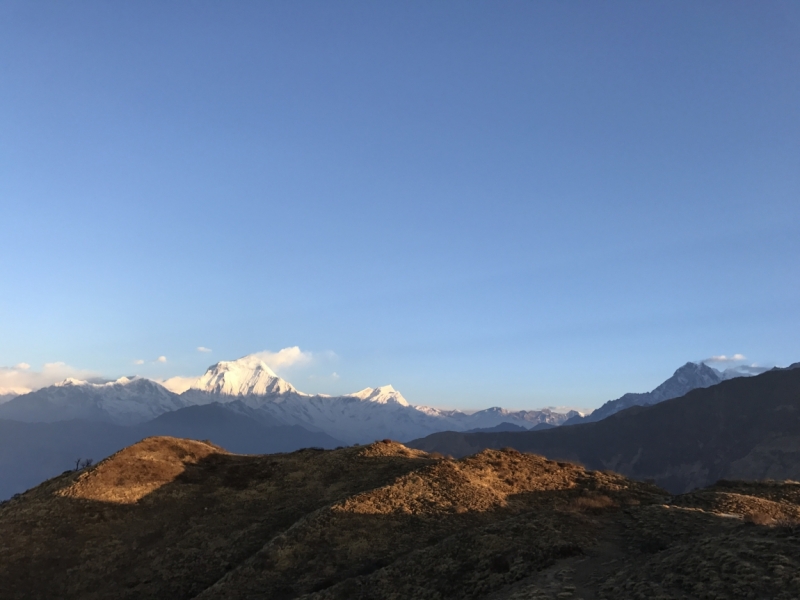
[1,1,798,409]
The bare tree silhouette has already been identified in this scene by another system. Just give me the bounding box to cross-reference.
[74,458,94,471]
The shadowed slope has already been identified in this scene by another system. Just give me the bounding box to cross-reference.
[408,367,800,493]
[1,437,799,599]
[0,437,435,600]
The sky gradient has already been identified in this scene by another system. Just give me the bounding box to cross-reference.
[1,1,798,409]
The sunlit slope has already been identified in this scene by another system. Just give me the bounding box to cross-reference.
[1,437,799,599]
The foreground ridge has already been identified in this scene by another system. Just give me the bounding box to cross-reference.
[1,437,798,599]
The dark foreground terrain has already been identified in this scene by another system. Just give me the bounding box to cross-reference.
[1,437,799,600]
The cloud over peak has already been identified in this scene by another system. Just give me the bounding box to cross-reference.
[0,362,98,395]
[197,347,212,353]
[253,346,313,372]
[160,376,198,394]
[703,354,746,364]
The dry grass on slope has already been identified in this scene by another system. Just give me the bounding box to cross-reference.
[56,436,226,503]
[2,437,800,600]
[196,447,664,600]
[0,437,438,600]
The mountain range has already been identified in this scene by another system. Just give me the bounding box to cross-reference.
[0,354,583,443]
[0,354,776,499]
[562,361,768,425]
[0,354,582,499]
[408,365,800,493]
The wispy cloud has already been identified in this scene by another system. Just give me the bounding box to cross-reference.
[159,376,198,394]
[161,346,332,392]
[254,347,314,373]
[156,356,167,363]
[133,359,145,365]
[703,354,746,364]
[0,362,98,395]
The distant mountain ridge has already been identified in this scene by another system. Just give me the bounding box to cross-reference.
[0,376,188,426]
[563,361,767,425]
[0,354,786,499]
[0,354,580,444]
[408,366,800,493]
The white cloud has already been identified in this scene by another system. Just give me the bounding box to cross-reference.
[133,359,145,365]
[159,376,198,394]
[0,362,98,395]
[156,356,167,363]
[545,405,595,416]
[156,346,329,393]
[704,354,747,364]
[331,372,340,379]
[254,347,313,373]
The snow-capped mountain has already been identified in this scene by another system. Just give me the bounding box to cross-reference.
[563,361,764,426]
[0,376,187,425]
[720,364,770,379]
[190,355,299,397]
[0,353,579,443]
[453,407,581,430]
[177,354,577,443]
[0,393,18,405]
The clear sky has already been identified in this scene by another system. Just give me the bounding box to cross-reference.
[1,1,798,410]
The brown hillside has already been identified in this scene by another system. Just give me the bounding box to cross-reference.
[1,436,799,599]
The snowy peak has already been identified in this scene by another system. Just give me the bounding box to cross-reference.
[56,377,89,387]
[567,361,759,426]
[0,375,184,425]
[648,361,722,403]
[52,375,168,391]
[348,385,409,406]
[719,364,770,379]
[191,354,299,396]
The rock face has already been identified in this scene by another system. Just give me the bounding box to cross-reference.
[1,437,798,600]
[407,367,800,493]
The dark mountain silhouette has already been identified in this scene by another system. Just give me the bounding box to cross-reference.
[563,361,726,426]
[465,422,528,433]
[407,367,800,493]
[140,403,340,454]
[530,422,557,431]
[0,403,341,500]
